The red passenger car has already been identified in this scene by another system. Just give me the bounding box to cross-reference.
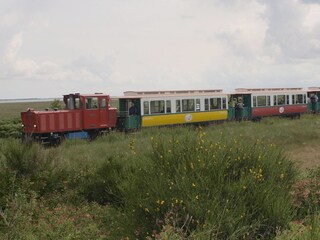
[231,88,308,120]
[21,93,117,145]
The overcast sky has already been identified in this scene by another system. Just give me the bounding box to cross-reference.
[1,0,320,99]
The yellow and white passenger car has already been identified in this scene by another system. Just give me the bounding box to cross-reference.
[117,89,229,130]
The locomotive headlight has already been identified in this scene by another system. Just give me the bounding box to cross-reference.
[33,124,37,128]
[21,124,24,127]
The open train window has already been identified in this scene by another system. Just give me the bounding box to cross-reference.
[144,101,149,115]
[274,95,285,106]
[176,100,181,113]
[292,94,305,104]
[150,100,165,114]
[210,98,221,110]
[222,98,227,109]
[205,99,209,111]
[100,98,107,108]
[85,97,98,109]
[166,100,171,113]
[182,99,195,112]
[196,99,200,111]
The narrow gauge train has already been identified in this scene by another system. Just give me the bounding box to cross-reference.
[21,87,320,144]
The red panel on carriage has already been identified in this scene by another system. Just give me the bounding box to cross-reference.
[252,105,307,117]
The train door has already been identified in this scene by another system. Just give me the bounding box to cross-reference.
[83,96,100,129]
[231,94,252,121]
[243,94,252,119]
[117,98,142,131]
[99,97,109,127]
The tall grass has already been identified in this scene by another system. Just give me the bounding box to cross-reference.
[113,127,297,239]
[1,116,320,239]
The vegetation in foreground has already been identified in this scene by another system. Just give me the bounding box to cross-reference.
[0,115,320,238]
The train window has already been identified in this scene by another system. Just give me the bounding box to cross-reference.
[196,99,200,111]
[85,97,98,109]
[286,95,289,105]
[176,100,181,112]
[267,96,271,106]
[292,94,305,104]
[253,96,257,107]
[144,101,149,115]
[166,100,171,113]
[210,98,221,110]
[100,98,107,109]
[150,100,165,114]
[257,96,266,107]
[75,98,82,109]
[275,95,285,106]
[205,99,209,111]
[222,98,227,109]
[182,99,195,112]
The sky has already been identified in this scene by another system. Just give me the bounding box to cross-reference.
[1,0,320,99]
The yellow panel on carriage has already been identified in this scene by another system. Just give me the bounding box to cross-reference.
[142,110,228,127]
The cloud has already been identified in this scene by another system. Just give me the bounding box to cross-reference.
[259,0,320,60]
[1,0,320,98]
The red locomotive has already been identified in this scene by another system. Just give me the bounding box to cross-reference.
[21,93,117,145]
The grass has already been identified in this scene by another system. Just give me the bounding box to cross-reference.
[0,101,52,120]
[0,98,118,121]
[1,100,320,238]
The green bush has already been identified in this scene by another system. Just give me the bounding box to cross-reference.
[0,118,21,139]
[292,167,320,218]
[0,190,110,240]
[70,156,125,206]
[116,128,297,239]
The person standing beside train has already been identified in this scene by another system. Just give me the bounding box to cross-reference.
[311,94,318,114]
[236,99,244,122]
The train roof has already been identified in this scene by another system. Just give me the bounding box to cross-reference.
[118,89,227,99]
[63,93,110,98]
[232,87,307,95]
[308,87,320,92]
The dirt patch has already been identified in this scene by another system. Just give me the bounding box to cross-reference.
[287,145,320,170]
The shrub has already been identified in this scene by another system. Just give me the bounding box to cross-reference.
[70,156,125,206]
[117,128,297,239]
[292,167,320,218]
[0,118,21,139]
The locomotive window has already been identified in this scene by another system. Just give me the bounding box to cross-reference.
[176,100,181,113]
[205,99,209,111]
[286,95,289,105]
[85,97,98,109]
[267,96,271,106]
[210,98,221,110]
[150,100,165,114]
[196,99,200,111]
[75,98,82,109]
[100,99,107,108]
[182,99,195,112]
[143,101,149,115]
[166,100,171,113]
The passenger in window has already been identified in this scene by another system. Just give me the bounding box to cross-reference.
[129,102,138,115]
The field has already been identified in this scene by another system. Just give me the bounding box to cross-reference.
[1,101,320,239]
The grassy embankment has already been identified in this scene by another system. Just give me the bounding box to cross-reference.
[0,101,320,239]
